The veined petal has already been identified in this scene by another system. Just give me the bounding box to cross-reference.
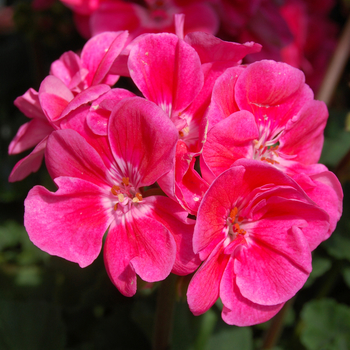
[80,31,129,86]
[108,97,178,187]
[203,110,259,177]
[281,99,328,165]
[60,84,110,121]
[143,195,200,275]
[235,224,311,305]
[45,129,110,186]
[128,33,204,117]
[127,208,176,282]
[103,219,138,297]
[14,88,45,120]
[24,177,111,268]
[220,258,284,326]
[87,88,136,136]
[8,118,53,155]
[38,76,74,122]
[187,244,228,315]
[8,137,47,182]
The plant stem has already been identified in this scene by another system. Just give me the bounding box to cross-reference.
[316,14,350,105]
[261,298,295,350]
[153,274,177,350]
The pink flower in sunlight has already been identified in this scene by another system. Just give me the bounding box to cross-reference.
[8,75,110,182]
[187,159,330,326]
[24,97,199,296]
[201,60,343,234]
[128,25,261,213]
[8,31,128,182]
[50,31,129,94]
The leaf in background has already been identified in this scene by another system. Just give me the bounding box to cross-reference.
[304,257,332,288]
[342,267,350,289]
[0,300,66,350]
[300,299,350,350]
[206,326,253,350]
[323,229,350,262]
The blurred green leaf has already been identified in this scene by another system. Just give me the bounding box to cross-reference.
[206,326,253,350]
[323,229,350,262]
[320,131,350,167]
[342,267,350,289]
[300,299,350,350]
[0,300,66,350]
[304,257,332,288]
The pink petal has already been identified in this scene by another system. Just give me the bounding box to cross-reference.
[59,84,111,121]
[108,97,178,187]
[87,88,136,136]
[128,33,204,117]
[14,88,45,119]
[45,129,110,186]
[80,31,128,86]
[103,223,138,297]
[235,224,311,305]
[220,258,284,326]
[281,99,328,165]
[24,177,111,268]
[207,66,245,129]
[8,118,53,154]
[202,110,259,177]
[144,195,200,275]
[8,137,47,182]
[187,244,228,315]
[38,76,74,122]
[234,60,314,128]
[193,165,246,257]
[50,51,84,90]
[184,32,261,64]
[127,209,176,282]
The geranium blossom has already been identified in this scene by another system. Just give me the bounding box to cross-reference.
[201,60,342,232]
[128,25,261,213]
[24,97,199,296]
[9,31,128,182]
[187,159,330,326]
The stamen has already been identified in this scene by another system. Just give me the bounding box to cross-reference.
[122,177,129,186]
[230,207,238,221]
[113,203,118,211]
[117,193,125,202]
[135,192,143,201]
[111,185,120,195]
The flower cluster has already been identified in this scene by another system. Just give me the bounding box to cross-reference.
[56,0,338,92]
[10,18,342,326]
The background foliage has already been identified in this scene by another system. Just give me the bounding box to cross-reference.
[1,0,350,349]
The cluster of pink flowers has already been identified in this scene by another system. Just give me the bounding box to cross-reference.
[9,16,342,326]
[55,0,338,92]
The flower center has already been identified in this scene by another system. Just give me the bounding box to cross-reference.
[111,177,143,213]
[227,206,246,237]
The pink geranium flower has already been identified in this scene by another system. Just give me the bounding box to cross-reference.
[9,31,128,182]
[24,97,199,296]
[201,60,343,233]
[187,159,330,326]
[128,25,261,213]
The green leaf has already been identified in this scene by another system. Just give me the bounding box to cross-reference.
[304,257,331,288]
[0,300,66,350]
[342,267,350,289]
[206,326,253,350]
[323,230,350,262]
[300,299,350,350]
